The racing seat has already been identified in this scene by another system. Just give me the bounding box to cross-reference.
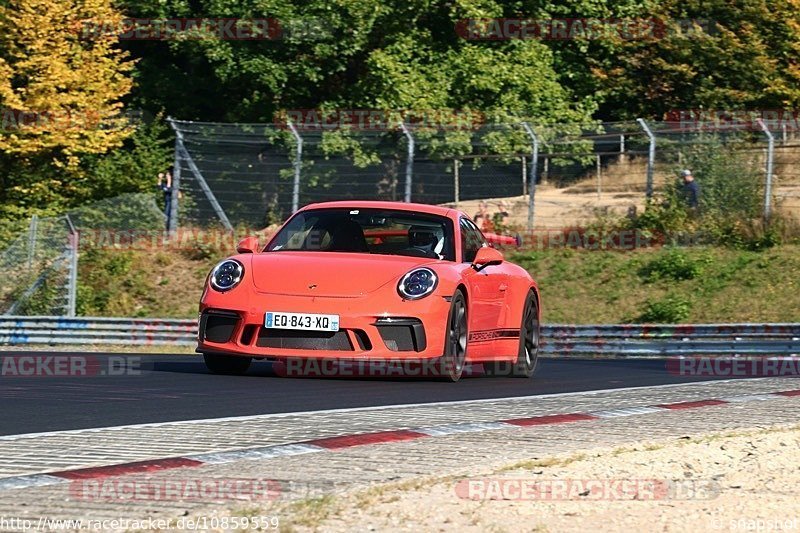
[328,219,369,252]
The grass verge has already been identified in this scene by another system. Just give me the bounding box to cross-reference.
[72,243,800,324]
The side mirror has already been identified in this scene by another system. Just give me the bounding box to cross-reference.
[472,246,504,271]
[236,236,259,254]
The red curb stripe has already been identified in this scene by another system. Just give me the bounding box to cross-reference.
[306,430,427,450]
[502,413,598,426]
[656,399,728,410]
[774,390,800,397]
[51,457,204,480]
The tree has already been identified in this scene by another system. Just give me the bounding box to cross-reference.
[0,0,135,210]
[119,0,595,125]
[594,0,800,119]
[0,0,135,158]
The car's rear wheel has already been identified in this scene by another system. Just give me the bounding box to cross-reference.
[203,353,252,375]
[484,292,539,378]
[439,290,468,382]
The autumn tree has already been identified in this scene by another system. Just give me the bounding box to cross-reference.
[0,0,134,211]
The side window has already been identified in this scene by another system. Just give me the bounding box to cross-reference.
[460,218,486,262]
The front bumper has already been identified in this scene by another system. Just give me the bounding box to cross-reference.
[197,291,452,360]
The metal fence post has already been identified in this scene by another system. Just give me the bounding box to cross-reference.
[65,215,78,318]
[521,155,527,196]
[596,154,602,199]
[521,122,538,231]
[453,158,460,207]
[637,118,656,199]
[168,118,233,231]
[27,214,38,270]
[399,122,414,202]
[756,118,775,223]
[543,157,549,184]
[287,121,303,213]
[166,117,181,237]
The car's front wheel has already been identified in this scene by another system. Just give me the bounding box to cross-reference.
[203,353,252,375]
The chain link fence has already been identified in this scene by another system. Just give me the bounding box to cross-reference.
[168,117,800,231]
[0,216,76,316]
[0,193,166,316]
[2,116,798,317]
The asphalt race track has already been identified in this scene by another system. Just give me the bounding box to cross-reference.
[0,352,773,437]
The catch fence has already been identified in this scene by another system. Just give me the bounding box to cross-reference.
[168,117,800,231]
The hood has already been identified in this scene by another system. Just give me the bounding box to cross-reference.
[249,252,434,297]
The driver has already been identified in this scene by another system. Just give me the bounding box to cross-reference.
[407,225,445,259]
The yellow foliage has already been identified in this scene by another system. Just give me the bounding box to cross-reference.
[0,0,134,163]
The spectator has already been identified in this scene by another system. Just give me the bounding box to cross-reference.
[496,200,510,227]
[157,170,173,231]
[473,201,492,231]
[681,169,700,211]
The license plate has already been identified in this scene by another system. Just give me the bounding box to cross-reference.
[264,312,340,332]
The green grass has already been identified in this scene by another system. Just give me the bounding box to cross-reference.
[510,245,800,323]
[75,244,800,323]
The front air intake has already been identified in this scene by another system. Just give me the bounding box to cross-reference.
[374,318,427,352]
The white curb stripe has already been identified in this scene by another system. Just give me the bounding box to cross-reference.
[415,422,511,437]
[590,406,668,418]
[0,474,68,491]
[720,394,777,403]
[185,443,324,465]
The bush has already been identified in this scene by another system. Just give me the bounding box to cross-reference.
[635,294,692,323]
[638,248,710,282]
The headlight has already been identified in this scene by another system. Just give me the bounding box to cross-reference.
[210,259,244,292]
[398,268,438,300]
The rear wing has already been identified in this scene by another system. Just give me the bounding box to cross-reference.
[484,232,522,247]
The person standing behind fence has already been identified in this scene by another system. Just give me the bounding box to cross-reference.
[681,169,700,213]
[157,170,173,231]
[473,201,493,232]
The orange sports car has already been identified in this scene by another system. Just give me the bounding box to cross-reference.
[197,201,540,381]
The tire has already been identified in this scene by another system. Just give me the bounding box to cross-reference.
[439,290,468,382]
[203,353,252,375]
[484,292,540,378]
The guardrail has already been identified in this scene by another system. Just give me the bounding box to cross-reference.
[1,316,798,356]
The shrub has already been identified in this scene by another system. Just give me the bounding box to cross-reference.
[635,294,692,323]
[638,248,710,282]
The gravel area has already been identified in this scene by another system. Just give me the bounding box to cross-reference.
[291,424,800,532]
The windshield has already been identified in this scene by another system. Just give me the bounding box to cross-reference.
[266,208,456,261]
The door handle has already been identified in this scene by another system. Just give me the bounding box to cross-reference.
[499,283,508,291]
